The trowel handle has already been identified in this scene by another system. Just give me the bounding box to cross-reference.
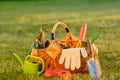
[86,39,93,58]
[79,24,87,40]
[26,55,45,75]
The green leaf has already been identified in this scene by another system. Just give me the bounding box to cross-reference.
[91,31,99,44]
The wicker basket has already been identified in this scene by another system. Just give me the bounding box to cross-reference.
[31,22,93,73]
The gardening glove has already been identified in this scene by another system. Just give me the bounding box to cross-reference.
[59,48,88,70]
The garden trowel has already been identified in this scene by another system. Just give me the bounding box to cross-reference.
[86,39,102,78]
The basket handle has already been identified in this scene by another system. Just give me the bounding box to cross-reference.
[51,22,70,40]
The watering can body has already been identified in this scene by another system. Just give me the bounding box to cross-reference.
[23,59,40,75]
[13,53,45,75]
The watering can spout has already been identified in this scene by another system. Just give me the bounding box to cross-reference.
[13,53,23,67]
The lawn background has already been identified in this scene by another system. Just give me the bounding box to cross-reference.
[0,0,120,80]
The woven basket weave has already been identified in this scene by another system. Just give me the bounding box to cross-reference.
[31,22,94,73]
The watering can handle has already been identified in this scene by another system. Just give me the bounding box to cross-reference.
[25,55,45,75]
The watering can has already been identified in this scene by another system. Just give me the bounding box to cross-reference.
[13,53,45,75]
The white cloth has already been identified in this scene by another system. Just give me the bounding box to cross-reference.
[59,48,88,70]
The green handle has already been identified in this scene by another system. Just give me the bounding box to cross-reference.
[91,31,99,44]
[26,55,45,75]
[26,42,35,55]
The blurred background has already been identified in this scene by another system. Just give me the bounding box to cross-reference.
[0,0,120,80]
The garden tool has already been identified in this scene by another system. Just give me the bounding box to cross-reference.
[13,53,45,75]
[26,27,45,55]
[59,48,88,70]
[27,42,35,55]
[79,24,87,40]
[44,70,59,77]
[91,31,99,44]
[76,24,87,48]
[44,70,72,80]
[36,26,45,49]
[58,70,72,80]
[26,40,40,55]
[86,39,101,78]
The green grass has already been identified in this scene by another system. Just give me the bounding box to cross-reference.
[0,0,120,80]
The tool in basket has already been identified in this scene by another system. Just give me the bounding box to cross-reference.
[86,31,102,78]
[76,23,87,48]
